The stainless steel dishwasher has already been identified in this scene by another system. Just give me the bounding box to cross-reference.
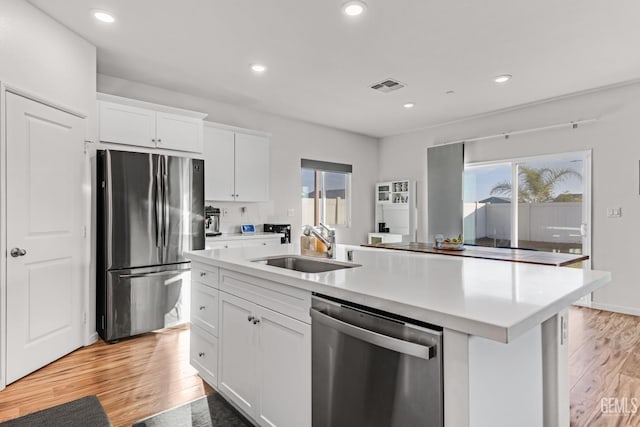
[311,295,443,427]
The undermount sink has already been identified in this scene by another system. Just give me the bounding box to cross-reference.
[252,255,360,273]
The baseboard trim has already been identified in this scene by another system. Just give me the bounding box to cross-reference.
[589,302,640,317]
[85,331,99,346]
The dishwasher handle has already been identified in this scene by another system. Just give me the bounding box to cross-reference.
[310,307,434,360]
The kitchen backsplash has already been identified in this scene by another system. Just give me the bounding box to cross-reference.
[206,200,276,233]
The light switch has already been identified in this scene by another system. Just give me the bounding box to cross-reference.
[607,207,622,218]
[222,208,229,216]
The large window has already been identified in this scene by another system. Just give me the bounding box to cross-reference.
[464,152,589,257]
[301,159,352,227]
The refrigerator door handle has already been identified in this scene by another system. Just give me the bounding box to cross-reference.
[119,271,181,280]
[155,155,163,248]
[163,155,169,247]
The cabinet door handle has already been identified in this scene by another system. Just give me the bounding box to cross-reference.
[199,305,206,311]
[252,318,260,325]
[199,352,205,357]
[157,138,162,143]
[200,272,207,277]
[152,138,157,143]
[262,242,267,246]
[247,315,255,322]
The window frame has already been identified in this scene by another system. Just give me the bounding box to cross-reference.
[301,159,352,229]
[464,150,591,265]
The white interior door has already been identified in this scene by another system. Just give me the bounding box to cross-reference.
[6,92,85,384]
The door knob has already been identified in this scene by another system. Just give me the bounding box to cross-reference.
[10,248,26,257]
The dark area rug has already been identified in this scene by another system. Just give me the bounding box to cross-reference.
[0,395,110,427]
[133,393,253,427]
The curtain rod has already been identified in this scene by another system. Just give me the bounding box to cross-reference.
[439,118,597,146]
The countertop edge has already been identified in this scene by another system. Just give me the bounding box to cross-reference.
[205,232,284,241]
[186,249,610,343]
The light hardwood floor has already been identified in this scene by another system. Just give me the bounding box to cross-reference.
[0,308,638,426]
[570,307,640,426]
[0,324,213,427]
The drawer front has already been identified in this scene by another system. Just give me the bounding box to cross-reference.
[191,282,219,336]
[190,325,218,388]
[191,263,219,288]
[220,269,311,324]
[242,237,281,248]
[206,240,244,250]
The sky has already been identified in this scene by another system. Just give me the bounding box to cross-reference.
[464,158,584,202]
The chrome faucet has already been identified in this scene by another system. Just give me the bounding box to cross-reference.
[303,223,335,258]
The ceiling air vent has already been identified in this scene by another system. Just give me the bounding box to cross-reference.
[370,78,406,93]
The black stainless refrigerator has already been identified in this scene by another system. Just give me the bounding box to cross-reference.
[96,149,205,342]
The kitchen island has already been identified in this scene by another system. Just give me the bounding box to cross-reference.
[186,244,610,427]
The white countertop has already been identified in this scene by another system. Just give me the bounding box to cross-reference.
[205,232,284,241]
[186,244,611,343]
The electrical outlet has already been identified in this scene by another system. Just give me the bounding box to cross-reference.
[607,207,622,218]
[222,208,229,216]
[287,208,295,217]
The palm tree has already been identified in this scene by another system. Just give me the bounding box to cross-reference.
[490,166,582,203]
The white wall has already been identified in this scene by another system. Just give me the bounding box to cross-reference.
[379,82,640,315]
[97,74,379,245]
[0,0,96,122]
[0,0,97,384]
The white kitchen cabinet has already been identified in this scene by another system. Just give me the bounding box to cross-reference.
[218,290,311,427]
[191,281,219,334]
[190,324,219,388]
[98,93,207,153]
[218,292,259,416]
[190,262,220,388]
[203,122,270,202]
[234,133,270,202]
[204,126,235,201]
[255,303,311,427]
[98,101,156,148]
[205,235,282,250]
[206,240,244,250]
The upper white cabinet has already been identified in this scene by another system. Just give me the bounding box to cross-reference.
[98,93,207,153]
[203,122,270,202]
[204,126,235,201]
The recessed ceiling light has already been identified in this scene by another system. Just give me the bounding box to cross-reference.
[403,102,415,109]
[92,10,115,23]
[251,64,267,73]
[494,74,512,84]
[342,1,367,16]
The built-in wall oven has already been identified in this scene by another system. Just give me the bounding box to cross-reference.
[311,294,444,427]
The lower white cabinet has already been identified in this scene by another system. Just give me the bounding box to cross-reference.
[190,262,220,388]
[218,291,311,427]
[206,240,244,250]
[190,324,219,388]
[205,235,282,250]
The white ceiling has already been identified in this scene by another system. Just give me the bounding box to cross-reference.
[28,0,640,137]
